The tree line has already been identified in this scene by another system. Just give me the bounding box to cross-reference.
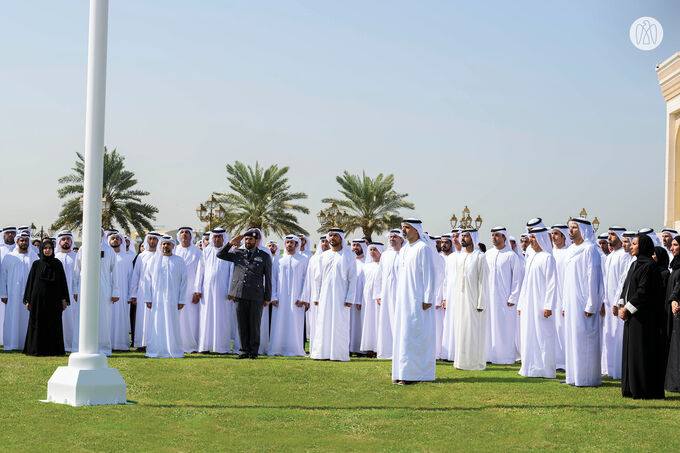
[53,148,414,240]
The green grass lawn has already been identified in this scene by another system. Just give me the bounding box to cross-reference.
[1,350,679,452]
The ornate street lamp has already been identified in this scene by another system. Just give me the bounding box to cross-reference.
[450,205,483,230]
[196,195,225,230]
[317,202,351,230]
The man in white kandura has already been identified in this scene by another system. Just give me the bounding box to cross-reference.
[311,228,357,362]
[0,232,37,350]
[129,231,161,350]
[602,226,631,380]
[376,229,403,359]
[144,235,187,358]
[268,235,308,357]
[108,230,133,351]
[518,227,557,378]
[550,223,571,371]
[391,219,436,385]
[563,218,604,387]
[485,226,522,365]
[360,242,383,357]
[198,228,234,354]
[72,228,120,355]
[0,226,17,344]
[452,229,489,371]
[441,229,462,362]
[54,230,78,352]
[349,238,367,355]
[301,235,328,351]
[175,227,204,353]
[427,234,445,360]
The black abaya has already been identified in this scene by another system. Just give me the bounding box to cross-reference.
[22,248,70,356]
[665,254,680,392]
[620,236,667,399]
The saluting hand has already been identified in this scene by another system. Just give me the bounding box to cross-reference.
[229,234,244,248]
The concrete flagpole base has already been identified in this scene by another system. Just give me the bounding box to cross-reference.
[45,353,127,406]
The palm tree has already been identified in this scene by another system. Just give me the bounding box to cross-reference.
[321,171,414,240]
[54,147,158,236]
[215,161,309,236]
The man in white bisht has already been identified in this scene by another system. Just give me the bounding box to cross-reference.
[108,230,134,351]
[143,235,187,358]
[129,231,161,349]
[301,235,328,350]
[601,226,631,379]
[391,219,436,384]
[360,242,383,356]
[268,235,308,356]
[349,239,367,355]
[54,230,78,352]
[485,226,522,365]
[518,227,557,378]
[441,229,462,362]
[310,228,357,361]
[563,218,604,387]
[198,228,234,354]
[452,229,489,370]
[0,232,37,350]
[550,223,572,370]
[175,227,204,353]
[376,229,404,359]
[72,228,120,355]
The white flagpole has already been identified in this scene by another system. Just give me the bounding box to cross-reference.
[46,0,126,406]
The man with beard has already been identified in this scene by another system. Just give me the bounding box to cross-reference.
[129,232,161,351]
[1,232,38,350]
[392,219,436,384]
[360,242,383,357]
[311,229,357,361]
[376,229,403,359]
[349,239,367,355]
[550,223,572,371]
[563,218,604,387]
[520,234,530,255]
[218,229,272,359]
[54,230,78,352]
[601,227,631,379]
[144,235,187,358]
[199,228,234,354]
[175,227,204,353]
[662,228,677,262]
[301,235,328,351]
[485,227,522,365]
[451,229,489,370]
[107,231,134,351]
[268,235,308,357]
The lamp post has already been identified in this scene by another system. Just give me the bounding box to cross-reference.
[450,205,483,230]
[317,202,350,231]
[196,194,225,231]
[46,0,126,406]
[30,223,57,239]
[79,196,111,228]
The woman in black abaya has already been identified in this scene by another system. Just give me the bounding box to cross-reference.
[23,239,70,356]
[666,236,680,392]
[618,234,666,399]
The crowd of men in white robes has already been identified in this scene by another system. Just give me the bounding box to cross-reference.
[1,218,674,388]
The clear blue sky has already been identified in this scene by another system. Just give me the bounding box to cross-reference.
[1,1,679,242]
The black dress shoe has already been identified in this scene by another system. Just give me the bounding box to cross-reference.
[237,354,248,359]
[249,354,258,359]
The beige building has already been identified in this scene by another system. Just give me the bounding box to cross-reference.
[657,52,680,229]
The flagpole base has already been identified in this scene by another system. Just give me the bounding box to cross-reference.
[45,353,127,406]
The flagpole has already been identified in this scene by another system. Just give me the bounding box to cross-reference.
[46,0,126,406]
